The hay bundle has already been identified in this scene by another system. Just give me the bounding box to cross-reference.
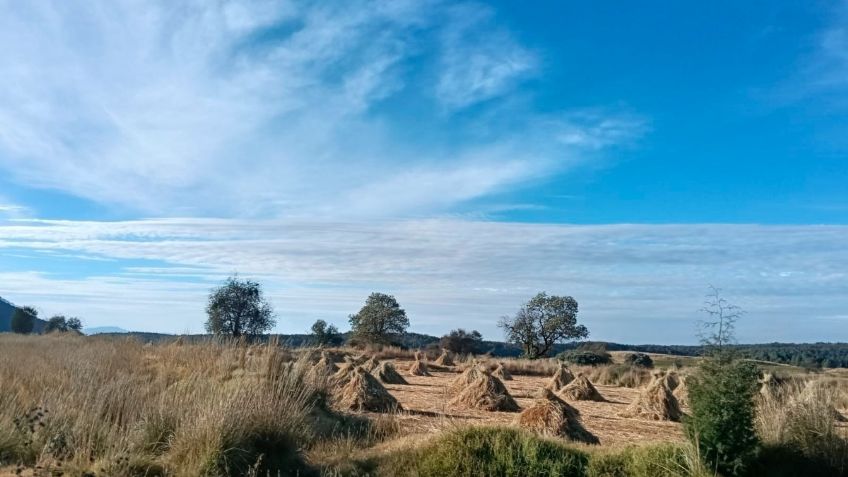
[558,374,605,402]
[450,373,520,412]
[361,356,381,373]
[547,364,575,391]
[408,359,431,376]
[672,376,689,408]
[332,358,357,386]
[492,363,512,381]
[315,351,338,373]
[621,374,682,421]
[651,370,679,391]
[515,389,599,444]
[449,364,489,393]
[372,361,408,385]
[434,350,455,367]
[336,367,402,412]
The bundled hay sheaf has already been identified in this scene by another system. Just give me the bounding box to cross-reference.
[336,367,402,412]
[673,375,689,408]
[621,373,682,421]
[371,361,408,385]
[449,364,488,394]
[408,359,431,377]
[515,388,599,444]
[332,358,357,386]
[362,356,381,373]
[434,350,455,367]
[450,372,520,412]
[492,363,512,381]
[558,374,605,402]
[547,364,575,391]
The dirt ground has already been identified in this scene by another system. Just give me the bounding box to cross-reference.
[373,363,686,447]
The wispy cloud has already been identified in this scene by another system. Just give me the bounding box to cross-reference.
[1,218,845,343]
[0,0,640,217]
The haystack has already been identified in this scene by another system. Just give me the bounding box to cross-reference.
[315,351,338,373]
[515,389,599,444]
[372,361,408,385]
[336,367,402,412]
[558,374,605,402]
[450,373,519,412]
[434,350,455,367]
[332,358,357,386]
[449,364,489,393]
[672,376,689,408]
[408,359,431,376]
[362,356,381,373]
[652,370,679,391]
[621,374,682,421]
[547,364,575,391]
[492,363,513,381]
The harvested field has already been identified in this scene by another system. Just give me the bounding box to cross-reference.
[367,360,688,447]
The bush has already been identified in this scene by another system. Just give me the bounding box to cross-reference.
[379,427,589,477]
[685,356,760,476]
[624,353,654,368]
[559,350,613,366]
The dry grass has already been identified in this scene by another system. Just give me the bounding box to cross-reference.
[756,377,848,473]
[0,334,331,475]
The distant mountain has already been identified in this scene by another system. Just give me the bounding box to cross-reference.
[0,296,47,333]
[85,326,129,335]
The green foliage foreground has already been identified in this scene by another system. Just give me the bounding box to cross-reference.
[373,427,708,477]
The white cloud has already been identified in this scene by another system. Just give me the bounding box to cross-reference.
[0,0,641,217]
[1,218,846,343]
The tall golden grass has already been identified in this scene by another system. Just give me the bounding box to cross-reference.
[0,334,356,476]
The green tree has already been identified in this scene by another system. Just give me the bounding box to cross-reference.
[11,308,35,334]
[205,276,276,338]
[66,317,83,332]
[440,329,484,355]
[685,287,760,476]
[348,292,409,345]
[310,319,341,346]
[45,315,68,333]
[498,292,588,359]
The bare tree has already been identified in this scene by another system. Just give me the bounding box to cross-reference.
[698,285,744,354]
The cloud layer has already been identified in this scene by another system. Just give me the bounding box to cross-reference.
[1,218,845,343]
[0,0,642,217]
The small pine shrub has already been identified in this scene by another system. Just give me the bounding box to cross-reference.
[685,356,760,476]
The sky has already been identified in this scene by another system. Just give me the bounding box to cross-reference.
[0,1,846,344]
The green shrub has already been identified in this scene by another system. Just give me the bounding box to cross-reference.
[379,427,589,477]
[560,350,613,366]
[685,356,760,476]
[624,353,654,369]
[588,443,708,477]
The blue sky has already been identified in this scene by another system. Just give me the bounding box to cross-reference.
[0,1,846,343]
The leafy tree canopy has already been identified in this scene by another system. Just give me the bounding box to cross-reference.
[498,292,588,359]
[205,276,276,338]
[348,292,409,345]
